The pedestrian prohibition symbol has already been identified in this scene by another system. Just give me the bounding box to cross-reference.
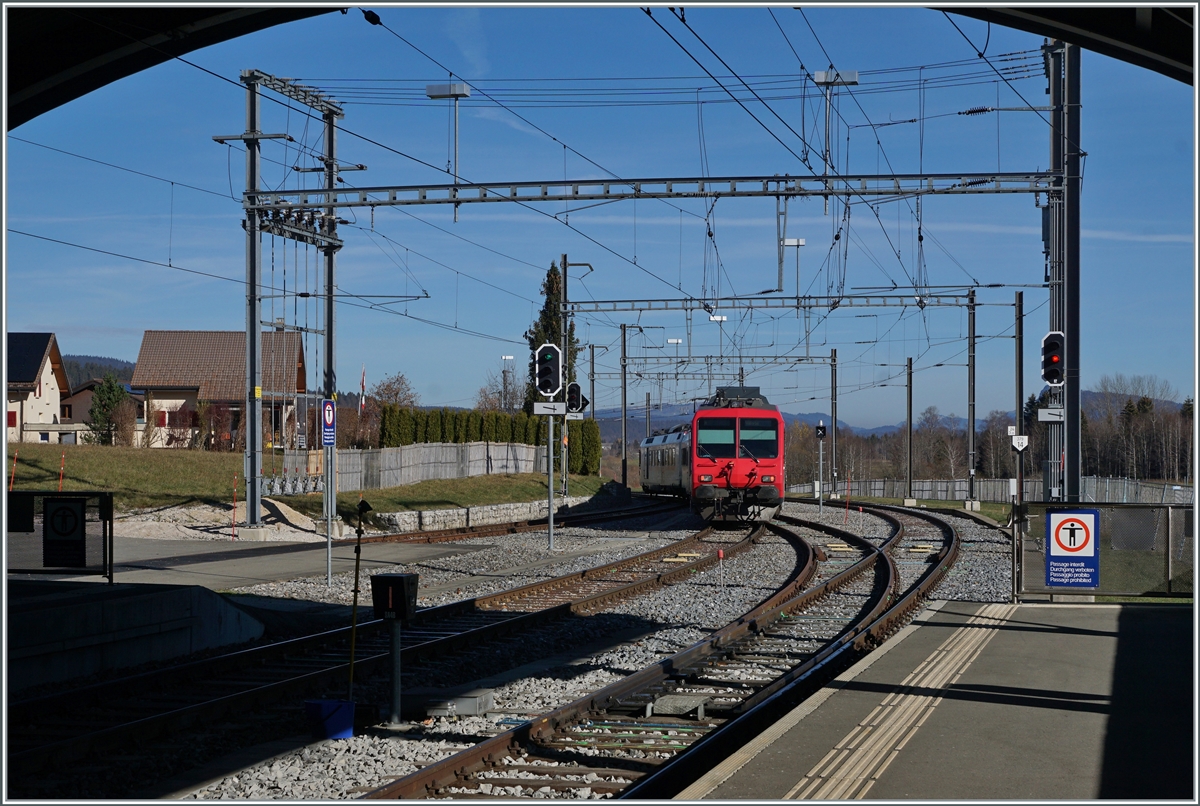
[321,399,336,447]
[1045,509,1100,588]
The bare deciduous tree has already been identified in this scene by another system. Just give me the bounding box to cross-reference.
[371,372,419,408]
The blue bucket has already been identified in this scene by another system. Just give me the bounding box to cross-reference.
[304,699,355,740]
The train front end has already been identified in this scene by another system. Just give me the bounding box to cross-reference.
[690,387,784,523]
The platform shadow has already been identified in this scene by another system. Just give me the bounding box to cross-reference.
[1098,604,1193,799]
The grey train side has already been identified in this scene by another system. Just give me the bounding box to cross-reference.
[639,426,690,497]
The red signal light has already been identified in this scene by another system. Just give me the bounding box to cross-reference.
[1051,355,1060,363]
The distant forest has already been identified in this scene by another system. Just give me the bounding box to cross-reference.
[62,354,134,389]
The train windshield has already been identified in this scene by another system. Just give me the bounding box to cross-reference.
[696,418,737,459]
[739,418,779,459]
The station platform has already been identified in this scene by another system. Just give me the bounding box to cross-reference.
[684,601,1194,800]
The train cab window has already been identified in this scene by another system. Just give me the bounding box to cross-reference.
[696,417,737,459]
[739,418,779,459]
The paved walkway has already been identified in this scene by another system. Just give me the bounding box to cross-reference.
[686,601,1193,800]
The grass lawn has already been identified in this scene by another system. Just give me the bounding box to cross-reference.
[7,443,243,511]
[6,444,613,520]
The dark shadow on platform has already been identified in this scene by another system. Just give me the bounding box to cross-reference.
[836,678,1111,715]
[1099,604,1193,799]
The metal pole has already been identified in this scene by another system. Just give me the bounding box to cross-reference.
[1015,290,1024,600]
[589,344,596,421]
[1064,42,1082,502]
[968,288,976,502]
[906,356,913,501]
[646,392,651,439]
[389,619,402,724]
[621,323,628,489]
[453,96,460,223]
[324,109,338,585]
[818,438,824,516]
[244,75,263,532]
[560,254,568,499]
[1047,41,1065,503]
[547,415,555,550]
[347,515,364,701]
[830,348,838,497]
[823,84,831,215]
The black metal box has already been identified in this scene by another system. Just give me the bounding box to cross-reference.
[370,573,419,620]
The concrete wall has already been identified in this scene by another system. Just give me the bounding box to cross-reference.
[377,495,593,533]
[7,580,264,694]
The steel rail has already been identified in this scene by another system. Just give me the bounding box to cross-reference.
[347,499,681,546]
[621,506,958,799]
[7,521,737,776]
[361,518,842,799]
[362,506,960,800]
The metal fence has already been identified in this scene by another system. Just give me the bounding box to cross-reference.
[787,476,1193,505]
[6,491,114,582]
[333,442,546,492]
[1019,504,1193,597]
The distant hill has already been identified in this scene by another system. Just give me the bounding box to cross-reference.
[62,354,134,389]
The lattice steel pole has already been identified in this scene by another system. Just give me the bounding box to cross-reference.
[244,76,263,531]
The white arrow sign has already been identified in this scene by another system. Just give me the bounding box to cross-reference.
[1012,435,1029,452]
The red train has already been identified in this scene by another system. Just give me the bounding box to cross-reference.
[640,387,784,522]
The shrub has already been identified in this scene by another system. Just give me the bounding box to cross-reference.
[580,418,602,474]
[512,411,529,445]
[426,408,442,442]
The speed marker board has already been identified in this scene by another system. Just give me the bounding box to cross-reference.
[1045,508,1100,588]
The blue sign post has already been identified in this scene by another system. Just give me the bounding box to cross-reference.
[321,399,336,447]
[1045,509,1100,588]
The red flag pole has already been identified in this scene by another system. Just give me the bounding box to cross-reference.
[8,449,17,492]
[58,451,65,492]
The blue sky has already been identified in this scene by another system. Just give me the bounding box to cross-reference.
[5,6,1195,428]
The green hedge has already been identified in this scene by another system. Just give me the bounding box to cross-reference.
[379,407,575,450]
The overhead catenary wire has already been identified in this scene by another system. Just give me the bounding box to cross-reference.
[9,228,523,345]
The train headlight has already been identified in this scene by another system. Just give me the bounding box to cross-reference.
[700,474,713,483]
[762,475,775,483]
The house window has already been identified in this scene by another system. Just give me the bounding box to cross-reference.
[7,411,15,428]
[37,378,42,398]
[39,432,49,442]
[61,404,72,420]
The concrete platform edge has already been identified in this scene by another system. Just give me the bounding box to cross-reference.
[677,600,950,800]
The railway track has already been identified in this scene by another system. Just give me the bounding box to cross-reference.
[5,515,751,780]
[348,498,681,546]
[360,504,959,800]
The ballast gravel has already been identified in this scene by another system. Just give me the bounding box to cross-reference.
[32,501,1016,800]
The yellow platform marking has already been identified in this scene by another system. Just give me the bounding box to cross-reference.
[785,603,1017,800]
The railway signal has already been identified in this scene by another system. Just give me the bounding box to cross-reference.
[566,382,588,412]
[536,344,562,397]
[1041,331,1065,386]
